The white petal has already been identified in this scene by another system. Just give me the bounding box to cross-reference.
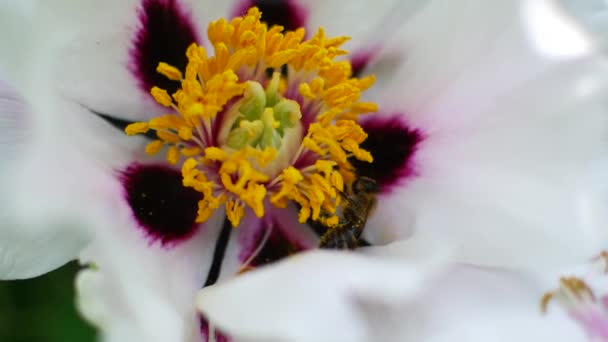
[197,250,439,342]
[362,0,608,270]
[1,0,234,122]
[304,0,427,51]
[54,0,235,121]
[0,76,27,172]
[0,78,115,278]
[375,265,586,342]
[77,189,227,342]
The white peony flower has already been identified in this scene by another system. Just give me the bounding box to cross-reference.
[1,0,607,341]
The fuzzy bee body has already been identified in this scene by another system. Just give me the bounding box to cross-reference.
[319,177,378,250]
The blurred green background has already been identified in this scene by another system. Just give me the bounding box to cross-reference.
[0,262,97,342]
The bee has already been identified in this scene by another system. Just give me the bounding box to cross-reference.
[319,176,378,249]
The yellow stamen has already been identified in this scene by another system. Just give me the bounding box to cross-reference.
[125,122,149,135]
[156,62,183,80]
[541,276,596,313]
[125,7,377,227]
[150,87,173,107]
[145,140,164,155]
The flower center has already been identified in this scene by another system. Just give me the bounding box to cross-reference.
[125,7,377,227]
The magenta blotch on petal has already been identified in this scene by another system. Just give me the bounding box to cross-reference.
[232,0,308,31]
[350,48,377,78]
[130,0,201,95]
[239,219,308,268]
[352,116,423,192]
[120,163,202,246]
[570,305,608,340]
[200,316,231,342]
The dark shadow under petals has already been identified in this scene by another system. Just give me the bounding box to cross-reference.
[204,219,232,287]
[233,0,308,31]
[352,116,423,192]
[243,220,307,268]
[130,0,201,95]
[120,163,202,246]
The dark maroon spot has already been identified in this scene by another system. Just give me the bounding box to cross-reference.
[350,48,377,78]
[351,116,423,192]
[121,164,202,245]
[241,221,306,267]
[200,316,231,342]
[233,0,308,31]
[130,0,200,95]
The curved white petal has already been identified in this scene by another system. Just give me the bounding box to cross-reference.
[197,250,441,342]
[362,0,608,270]
[198,256,588,342]
[0,78,116,279]
[77,186,227,342]
[379,266,586,342]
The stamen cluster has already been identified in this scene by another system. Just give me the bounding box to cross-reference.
[126,7,377,227]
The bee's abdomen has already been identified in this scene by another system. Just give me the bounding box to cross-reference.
[319,222,363,250]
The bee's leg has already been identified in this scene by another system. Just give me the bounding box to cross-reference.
[319,224,360,250]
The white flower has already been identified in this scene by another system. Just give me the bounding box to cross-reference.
[1,0,607,341]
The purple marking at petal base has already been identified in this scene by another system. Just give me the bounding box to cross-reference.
[239,219,307,267]
[200,316,231,342]
[350,48,377,78]
[570,305,608,340]
[352,116,423,193]
[120,163,202,246]
[130,0,201,96]
[232,0,308,31]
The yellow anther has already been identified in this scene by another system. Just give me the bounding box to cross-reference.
[330,171,344,191]
[540,292,554,313]
[184,103,205,118]
[156,62,183,80]
[178,126,193,141]
[167,146,180,165]
[156,130,181,144]
[145,140,164,155]
[149,115,185,130]
[182,157,198,173]
[350,102,378,113]
[541,276,597,314]
[125,122,149,135]
[298,206,311,223]
[150,87,173,107]
[204,147,227,161]
[299,83,315,99]
[181,146,201,157]
[315,160,336,175]
[257,148,277,167]
[242,183,266,217]
[283,166,303,184]
[226,200,245,227]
